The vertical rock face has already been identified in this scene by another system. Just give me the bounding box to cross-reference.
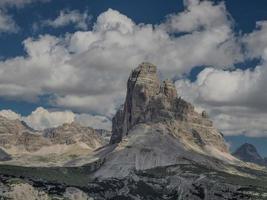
[110,62,228,154]
[111,63,160,143]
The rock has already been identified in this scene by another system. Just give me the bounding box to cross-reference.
[95,129,112,144]
[0,62,266,200]
[0,116,47,151]
[92,63,235,178]
[233,143,266,166]
[202,111,208,118]
[0,148,11,161]
[0,115,105,165]
[44,122,104,149]
[110,62,161,144]
[110,62,227,153]
[16,132,51,152]
[160,79,178,99]
[3,182,49,200]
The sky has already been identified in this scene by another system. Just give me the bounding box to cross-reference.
[0,0,267,155]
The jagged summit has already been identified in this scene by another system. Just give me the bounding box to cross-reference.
[110,62,227,153]
[111,62,185,144]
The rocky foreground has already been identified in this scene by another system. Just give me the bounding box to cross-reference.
[0,63,267,199]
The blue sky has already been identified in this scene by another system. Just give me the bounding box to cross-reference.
[0,0,267,156]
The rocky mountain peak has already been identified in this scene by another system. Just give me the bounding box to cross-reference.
[110,63,227,155]
[233,143,265,165]
[235,143,260,157]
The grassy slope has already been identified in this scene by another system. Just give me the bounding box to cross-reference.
[0,165,92,187]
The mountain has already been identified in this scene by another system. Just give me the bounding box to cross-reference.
[0,117,104,166]
[233,143,267,166]
[0,116,50,152]
[0,63,267,199]
[90,62,237,177]
[43,122,104,149]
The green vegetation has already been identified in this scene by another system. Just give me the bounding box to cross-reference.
[0,165,92,187]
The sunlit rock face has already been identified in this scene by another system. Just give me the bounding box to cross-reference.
[111,62,161,144]
[87,63,238,179]
[43,122,104,149]
[0,116,50,152]
[110,62,228,153]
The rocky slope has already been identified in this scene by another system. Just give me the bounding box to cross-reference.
[233,143,267,166]
[0,116,50,153]
[43,122,104,149]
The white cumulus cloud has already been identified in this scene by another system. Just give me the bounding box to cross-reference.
[42,9,91,30]
[0,1,243,117]
[2,0,267,137]
[0,107,111,130]
[0,10,18,33]
[175,62,267,137]
[0,0,50,8]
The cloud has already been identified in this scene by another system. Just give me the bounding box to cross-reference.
[3,0,267,137]
[243,21,267,59]
[74,114,111,130]
[23,107,75,130]
[163,0,231,33]
[175,62,267,137]
[42,9,92,30]
[0,0,51,34]
[176,67,263,107]
[0,0,50,8]
[0,0,243,117]
[172,15,267,137]
[0,10,18,33]
[0,1,267,137]
[0,107,111,130]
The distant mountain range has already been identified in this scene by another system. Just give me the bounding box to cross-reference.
[0,116,106,166]
[0,63,267,199]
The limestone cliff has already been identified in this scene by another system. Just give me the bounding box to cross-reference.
[110,62,228,153]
